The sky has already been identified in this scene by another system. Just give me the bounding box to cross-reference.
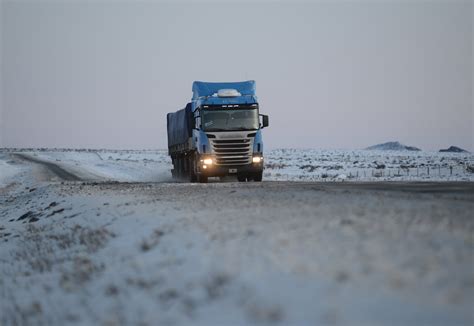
[1,0,472,151]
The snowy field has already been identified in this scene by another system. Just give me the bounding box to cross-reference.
[0,148,473,184]
[265,148,474,182]
[1,149,473,325]
[0,149,172,184]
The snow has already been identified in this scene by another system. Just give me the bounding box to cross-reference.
[0,153,24,187]
[1,149,473,325]
[19,149,173,182]
[2,148,472,183]
[264,148,474,182]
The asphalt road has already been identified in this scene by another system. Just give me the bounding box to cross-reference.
[13,153,82,181]
[11,151,474,194]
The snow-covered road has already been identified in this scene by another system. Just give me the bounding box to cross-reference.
[1,151,473,325]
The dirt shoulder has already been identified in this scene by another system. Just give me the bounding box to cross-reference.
[1,180,473,325]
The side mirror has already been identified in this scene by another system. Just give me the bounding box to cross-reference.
[260,114,269,128]
[194,115,201,130]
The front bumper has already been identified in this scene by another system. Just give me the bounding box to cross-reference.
[198,163,263,177]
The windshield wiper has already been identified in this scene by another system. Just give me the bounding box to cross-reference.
[205,128,228,131]
[232,127,258,131]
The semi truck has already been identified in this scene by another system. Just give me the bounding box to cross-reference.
[166,80,269,183]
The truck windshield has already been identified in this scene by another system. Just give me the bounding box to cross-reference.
[201,109,259,131]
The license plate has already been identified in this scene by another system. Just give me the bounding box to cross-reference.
[229,168,237,174]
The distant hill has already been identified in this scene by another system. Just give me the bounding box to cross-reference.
[365,141,421,151]
[439,146,468,153]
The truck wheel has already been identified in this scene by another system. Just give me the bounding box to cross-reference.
[177,157,183,178]
[198,174,208,183]
[189,156,197,182]
[237,174,246,182]
[253,171,263,182]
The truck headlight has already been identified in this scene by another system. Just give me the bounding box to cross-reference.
[203,158,213,165]
[252,156,263,163]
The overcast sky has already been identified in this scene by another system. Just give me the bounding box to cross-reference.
[1,0,472,151]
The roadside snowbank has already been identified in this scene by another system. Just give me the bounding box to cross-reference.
[20,150,173,182]
[1,180,473,325]
[0,154,23,187]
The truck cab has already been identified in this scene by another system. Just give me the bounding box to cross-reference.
[167,81,269,183]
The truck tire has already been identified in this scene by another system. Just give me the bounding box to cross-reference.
[253,171,263,182]
[189,155,197,182]
[198,174,208,183]
[175,158,180,178]
[179,158,184,179]
[175,157,180,178]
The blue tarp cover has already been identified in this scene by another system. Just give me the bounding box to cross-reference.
[167,103,193,148]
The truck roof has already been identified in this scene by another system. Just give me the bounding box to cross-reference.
[191,81,258,111]
[192,81,256,99]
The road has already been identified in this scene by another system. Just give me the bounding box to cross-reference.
[13,153,82,181]
[1,153,473,325]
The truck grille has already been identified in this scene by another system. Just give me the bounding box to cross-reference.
[210,138,253,166]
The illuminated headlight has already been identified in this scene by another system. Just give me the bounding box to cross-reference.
[252,156,263,163]
[203,158,213,165]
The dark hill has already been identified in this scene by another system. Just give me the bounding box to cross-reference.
[439,146,468,153]
[365,141,421,151]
